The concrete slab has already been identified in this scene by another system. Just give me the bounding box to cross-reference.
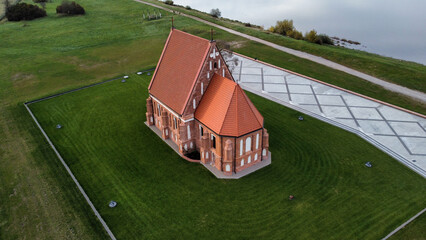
[287,84,312,94]
[241,67,261,75]
[401,137,426,155]
[358,120,394,135]
[334,118,359,129]
[290,93,317,105]
[389,122,426,137]
[322,106,352,118]
[377,105,419,122]
[317,95,345,106]
[264,83,287,93]
[286,75,312,85]
[342,94,381,108]
[371,135,411,156]
[240,75,261,83]
[350,107,383,120]
[264,75,285,84]
[268,92,290,102]
[224,51,426,178]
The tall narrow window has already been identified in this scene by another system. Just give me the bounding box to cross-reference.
[245,137,252,152]
[193,99,196,109]
[218,59,221,68]
[201,82,204,95]
[256,133,259,149]
[209,61,212,70]
[241,159,244,166]
[222,68,225,77]
[214,62,217,69]
[173,117,177,129]
[187,125,191,140]
[240,139,243,156]
[158,105,161,116]
[212,135,216,149]
[207,72,210,78]
[199,125,204,138]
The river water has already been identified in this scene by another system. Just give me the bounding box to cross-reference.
[173,0,426,65]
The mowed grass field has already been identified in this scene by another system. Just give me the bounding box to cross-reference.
[28,73,426,239]
[1,0,425,239]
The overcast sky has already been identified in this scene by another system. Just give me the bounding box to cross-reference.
[173,0,426,64]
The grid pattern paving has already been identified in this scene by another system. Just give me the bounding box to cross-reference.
[223,52,426,177]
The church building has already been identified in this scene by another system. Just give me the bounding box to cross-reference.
[146,28,270,176]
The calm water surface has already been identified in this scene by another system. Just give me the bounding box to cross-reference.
[174,0,426,65]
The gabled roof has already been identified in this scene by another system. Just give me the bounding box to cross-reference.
[148,29,211,115]
[195,74,264,137]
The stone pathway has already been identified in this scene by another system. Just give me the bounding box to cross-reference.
[223,52,426,178]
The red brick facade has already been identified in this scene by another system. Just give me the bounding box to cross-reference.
[146,29,270,176]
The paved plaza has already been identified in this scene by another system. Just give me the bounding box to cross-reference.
[223,52,426,178]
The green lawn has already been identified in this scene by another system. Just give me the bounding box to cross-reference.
[1,0,425,238]
[143,0,426,93]
[390,212,426,240]
[28,73,426,239]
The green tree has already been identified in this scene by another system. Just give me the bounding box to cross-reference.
[210,8,221,18]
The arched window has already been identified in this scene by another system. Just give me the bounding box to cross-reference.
[245,137,252,152]
[256,133,259,149]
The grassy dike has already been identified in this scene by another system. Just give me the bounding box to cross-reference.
[0,0,425,239]
[143,0,426,93]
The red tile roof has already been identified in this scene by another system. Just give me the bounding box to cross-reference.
[195,74,264,137]
[149,29,211,115]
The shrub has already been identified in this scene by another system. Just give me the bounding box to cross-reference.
[56,1,85,15]
[33,0,48,9]
[317,34,334,45]
[185,5,191,10]
[304,29,318,43]
[6,3,46,21]
[210,8,221,18]
[164,0,173,5]
[272,19,294,36]
[287,30,303,40]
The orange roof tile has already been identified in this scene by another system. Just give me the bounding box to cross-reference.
[149,29,211,115]
[195,74,264,137]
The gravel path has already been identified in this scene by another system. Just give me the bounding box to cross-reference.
[134,0,426,103]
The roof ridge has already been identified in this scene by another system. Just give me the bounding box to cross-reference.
[237,84,263,128]
[218,76,237,135]
[173,29,210,43]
